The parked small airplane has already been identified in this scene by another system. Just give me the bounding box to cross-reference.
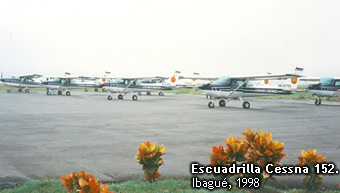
[177,72,216,88]
[77,71,115,92]
[0,74,43,93]
[42,75,100,96]
[300,77,340,105]
[197,71,303,109]
[101,77,175,101]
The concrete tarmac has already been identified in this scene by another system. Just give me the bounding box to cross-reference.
[0,91,339,189]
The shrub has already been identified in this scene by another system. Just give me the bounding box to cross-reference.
[135,141,165,182]
[297,149,327,191]
[242,128,287,180]
[60,171,113,193]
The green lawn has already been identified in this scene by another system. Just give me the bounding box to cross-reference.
[1,178,334,193]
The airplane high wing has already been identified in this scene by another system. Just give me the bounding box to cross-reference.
[102,76,176,101]
[299,77,340,105]
[197,73,303,109]
[42,76,102,96]
[77,75,116,92]
[0,74,43,93]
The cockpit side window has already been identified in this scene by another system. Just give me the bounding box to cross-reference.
[335,81,340,86]
[215,76,231,84]
[320,78,334,86]
[230,79,244,86]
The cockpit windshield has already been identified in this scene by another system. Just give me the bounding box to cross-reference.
[215,76,231,84]
[320,77,334,86]
[115,78,124,84]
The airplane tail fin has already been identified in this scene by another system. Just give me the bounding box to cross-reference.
[168,70,181,86]
[281,67,304,90]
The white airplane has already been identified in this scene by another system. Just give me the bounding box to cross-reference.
[300,77,340,105]
[42,75,102,96]
[77,71,115,92]
[177,72,216,88]
[197,68,303,108]
[101,77,176,101]
[0,74,44,93]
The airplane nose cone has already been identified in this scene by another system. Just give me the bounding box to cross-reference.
[198,83,211,90]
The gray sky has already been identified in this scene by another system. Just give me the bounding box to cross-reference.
[0,0,339,77]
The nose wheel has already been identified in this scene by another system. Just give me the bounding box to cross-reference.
[132,95,138,101]
[315,97,321,106]
[219,100,226,107]
[108,95,113,100]
[118,94,123,100]
[242,101,250,109]
[208,101,215,108]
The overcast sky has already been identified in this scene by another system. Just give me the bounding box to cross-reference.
[0,0,339,77]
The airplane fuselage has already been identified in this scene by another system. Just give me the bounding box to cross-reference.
[307,84,340,97]
[103,83,173,93]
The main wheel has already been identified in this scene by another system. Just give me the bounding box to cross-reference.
[25,89,29,93]
[118,94,123,100]
[108,95,113,100]
[132,95,138,101]
[58,90,62,95]
[159,92,164,96]
[7,89,11,93]
[138,92,142,96]
[18,88,22,92]
[85,88,88,92]
[315,99,321,106]
[219,100,226,107]
[66,91,71,96]
[94,88,98,92]
[208,101,215,108]
[242,101,250,109]
[147,91,151,95]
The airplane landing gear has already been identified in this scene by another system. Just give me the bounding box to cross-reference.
[18,88,22,92]
[242,101,250,109]
[159,92,164,96]
[315,97,321,106]
[7,89,11,93]
[108,95,113,100]
[219,100,226,107]
[118,94,123,100]
[147,91,151,95]
[58,90,62,95]
[66,91,71,96]
[94,88,98,92]
[138,92,142,96]
[208,101,215,108]
[85,88,88,92]
[132,95,138,101]
[25,89,29,93]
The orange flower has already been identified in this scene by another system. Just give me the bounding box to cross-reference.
[60,173,73,193]
[242,129,287,169]
[61,171,113,193]
[101,184,113,193]
[297,149,326,167]
[135,141,165,182]
[224,136,247,162]
[209,145,228,166]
